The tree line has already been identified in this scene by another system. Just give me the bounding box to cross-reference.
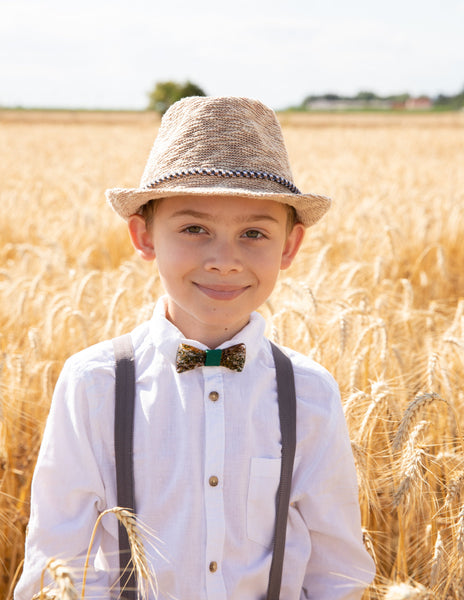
[147,80,464,113]
[302,88,464,110]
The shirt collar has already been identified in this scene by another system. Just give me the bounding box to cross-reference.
[149,295,266,366]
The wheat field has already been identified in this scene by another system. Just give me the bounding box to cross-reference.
[1,109,464,599]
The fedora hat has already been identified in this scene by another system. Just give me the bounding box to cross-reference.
[106,96,331,227]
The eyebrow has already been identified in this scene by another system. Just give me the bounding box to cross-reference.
[169,209,280,224]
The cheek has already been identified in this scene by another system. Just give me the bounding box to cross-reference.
[263,240,286,266]
[252,249,282,283]
[155,239,197,275]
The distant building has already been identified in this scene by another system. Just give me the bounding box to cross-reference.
[303,94,435,112]
[305,98,393,111]
[404,96,432,110]
[393,97,433,110]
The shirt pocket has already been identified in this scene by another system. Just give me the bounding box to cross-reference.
[247,457,282,548]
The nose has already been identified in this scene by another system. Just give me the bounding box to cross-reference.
[204,239,243,274]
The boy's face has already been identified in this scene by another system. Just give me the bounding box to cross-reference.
[128,194,305,348]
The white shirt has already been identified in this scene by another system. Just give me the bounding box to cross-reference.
[16,297,375,600]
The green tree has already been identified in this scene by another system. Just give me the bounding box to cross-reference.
[147,80,206,114]
[434,85,464,110]
[355,91,377,101]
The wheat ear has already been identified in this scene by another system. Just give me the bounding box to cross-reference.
[82,507,155,600]
[38,558,79,600]
[392,447,427,509]
[392,393,464,453]
[445,469,464,507]
[429,530,445,588]
[384,581,433,599]
[457,506,464,555]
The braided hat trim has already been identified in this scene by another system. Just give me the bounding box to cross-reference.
[144,168,301,195]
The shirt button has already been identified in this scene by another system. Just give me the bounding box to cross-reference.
[209,561,218,573]
[209,391,219,402]
[209,475,219,487]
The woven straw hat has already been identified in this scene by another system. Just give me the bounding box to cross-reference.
[106,96,331,227]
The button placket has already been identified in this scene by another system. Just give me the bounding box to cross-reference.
[203,369,226,598]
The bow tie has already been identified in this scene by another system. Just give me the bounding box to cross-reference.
[176,343,246,373]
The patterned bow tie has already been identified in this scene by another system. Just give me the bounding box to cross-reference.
[176,343,246,373]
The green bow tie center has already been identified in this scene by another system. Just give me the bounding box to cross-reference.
[204,349,223,366]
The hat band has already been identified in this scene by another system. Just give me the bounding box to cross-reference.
[144,168,301,195]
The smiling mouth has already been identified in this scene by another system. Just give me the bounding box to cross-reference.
[195,283,248,300]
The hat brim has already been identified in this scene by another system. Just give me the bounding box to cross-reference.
[106,186,331,228]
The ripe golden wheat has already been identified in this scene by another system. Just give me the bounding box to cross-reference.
[1,110,464,598]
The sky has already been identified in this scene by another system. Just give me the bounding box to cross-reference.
[1,0,463,111]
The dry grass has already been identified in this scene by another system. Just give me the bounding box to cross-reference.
[1,109,464,598]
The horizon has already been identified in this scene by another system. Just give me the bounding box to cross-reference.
[2,86,462,112]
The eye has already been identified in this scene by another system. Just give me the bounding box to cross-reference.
[243,229,265,239]
[183,225,206,234]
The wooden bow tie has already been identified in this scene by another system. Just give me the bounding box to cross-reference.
[176,343,246,373]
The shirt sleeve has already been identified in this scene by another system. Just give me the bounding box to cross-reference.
[294,373,375,600]
[14,355,115,600]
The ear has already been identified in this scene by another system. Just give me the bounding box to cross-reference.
[127,214,156,261]
[280,223,305,270]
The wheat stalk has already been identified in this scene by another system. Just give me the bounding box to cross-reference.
[103,288,127,337]
[447,299,464,338]
[373,255,384,286]
[41,361,57,400]
[427,352,439,392]
[74,270,100,308]
[65,311,89,347]
[401,278,414,313]
[358,390,390,442]
[349,345,369,392]
[81,507,157,600]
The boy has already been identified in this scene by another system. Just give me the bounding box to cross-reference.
[16,96,375,599]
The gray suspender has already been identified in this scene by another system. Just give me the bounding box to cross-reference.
[113,334,137,598]
[267,342,297,600]
[113,334,296,600]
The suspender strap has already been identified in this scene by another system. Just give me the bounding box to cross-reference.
[113,335,137,600]
[267,342,297,600]
[113,335,296,600]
